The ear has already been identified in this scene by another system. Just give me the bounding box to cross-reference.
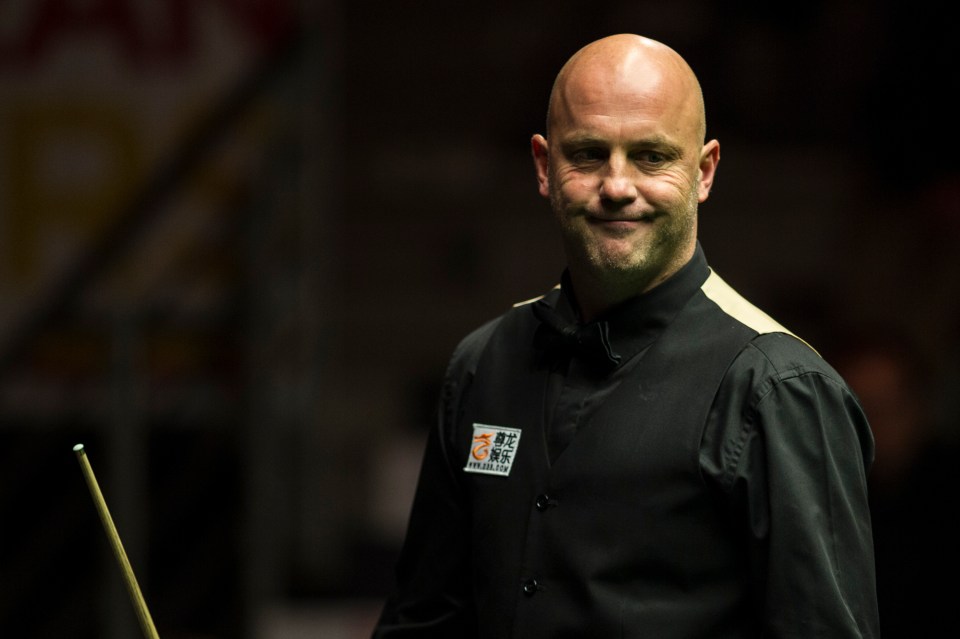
[531,134,551,199]
[697,139,720,203]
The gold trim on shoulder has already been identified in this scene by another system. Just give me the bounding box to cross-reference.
[512,284,561,308]
[701,270,818,355]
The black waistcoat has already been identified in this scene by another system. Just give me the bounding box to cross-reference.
[453,284,761,638]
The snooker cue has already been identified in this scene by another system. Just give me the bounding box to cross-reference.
[74,443,161,639]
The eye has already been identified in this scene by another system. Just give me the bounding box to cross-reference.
[633,150,668,165]
[569,147,607,165]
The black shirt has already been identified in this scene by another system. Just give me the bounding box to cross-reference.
[375,245,879,638]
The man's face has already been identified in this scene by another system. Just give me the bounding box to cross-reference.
[533,58,718,296]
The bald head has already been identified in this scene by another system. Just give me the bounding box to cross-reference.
[546,34,707,145]
[530,33,720,316]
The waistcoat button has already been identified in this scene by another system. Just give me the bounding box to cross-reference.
[522,578,540,596]
[535,494,552,511]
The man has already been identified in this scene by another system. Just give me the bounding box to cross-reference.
[373,34,878,638]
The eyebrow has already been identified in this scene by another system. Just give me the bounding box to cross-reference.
[559,133,684,156]
[559,134,606,146]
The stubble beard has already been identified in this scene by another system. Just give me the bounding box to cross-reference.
[552,185,699,296]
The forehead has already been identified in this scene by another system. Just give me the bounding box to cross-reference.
[550,51,700,145]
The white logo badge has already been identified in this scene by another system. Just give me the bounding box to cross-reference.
[463,423,522,477]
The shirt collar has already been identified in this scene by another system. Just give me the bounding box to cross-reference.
[534,243,711,368]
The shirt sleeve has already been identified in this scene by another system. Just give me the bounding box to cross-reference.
[703,336,880,638]
[372,319,500,638]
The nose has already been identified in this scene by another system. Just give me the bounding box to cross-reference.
[598,156,637,204]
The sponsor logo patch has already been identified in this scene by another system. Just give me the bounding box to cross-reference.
[463,423,522,477]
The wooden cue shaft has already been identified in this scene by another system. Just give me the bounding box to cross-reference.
[74,444,161,639]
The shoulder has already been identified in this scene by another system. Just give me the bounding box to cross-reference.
[723,332,851,408]
[698,269,855,419]
[700,269,812,349]
[445,315,503,381]
[739,332,840,382]
[707,334,872,485]
[716,332,869,461]
[697,268,842,386]
[444,286,556,382]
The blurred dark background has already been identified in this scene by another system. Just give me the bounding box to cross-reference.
[1,1,958,637]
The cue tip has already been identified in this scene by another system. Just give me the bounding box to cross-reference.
[73,443,85,453]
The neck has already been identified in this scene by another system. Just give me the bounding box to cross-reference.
[567,248,697,323]
[568,269,654,323]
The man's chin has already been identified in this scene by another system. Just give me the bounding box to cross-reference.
[583,254,649,283]
[588,243,649,272]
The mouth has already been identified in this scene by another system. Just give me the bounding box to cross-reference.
[586,213,655,229]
